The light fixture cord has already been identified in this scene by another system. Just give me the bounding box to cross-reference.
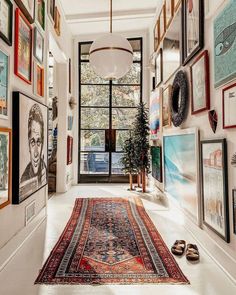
[110,0,112,33]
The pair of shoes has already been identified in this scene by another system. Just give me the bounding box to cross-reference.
[171,240,200,261]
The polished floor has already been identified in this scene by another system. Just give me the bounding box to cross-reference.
[0,184,236,295]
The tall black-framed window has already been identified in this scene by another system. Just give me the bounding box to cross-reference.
[78,38,143,183]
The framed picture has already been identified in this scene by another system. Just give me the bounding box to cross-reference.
[165,0,174,29]
[34,27,44,64]
[151,146,162,183]
[69,58,72,94]
[67,136,73,165]
[155,49,162,88]
[150,89,160,140]
[68,116,73,131]
[190,50,210,114]
[12,92,48,204]
[0,48,9,118]
[0,0,13,45]
[47,0,55,23]
[163,128,200,223]
[14,8,33,84]
[201,139,229,242]
[233,189,236,235]
[35,0,45,30]
[162,85,172,127]
[214,1,236,88]
[182,0,204,65]
[153,20,159,51]
[34,63,44,97]
[0,128,11,209]
[222,83,236,129]
[158,4,166,42]
[14,0,35,23]
[54,6,61,36]
[173,0,181,12]
[163,4,181,83]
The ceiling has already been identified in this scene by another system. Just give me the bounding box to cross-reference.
[60,0,160,36]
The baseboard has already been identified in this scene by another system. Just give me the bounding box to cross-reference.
[0,208,46,272]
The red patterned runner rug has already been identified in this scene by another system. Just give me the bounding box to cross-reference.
[35,197,189,285]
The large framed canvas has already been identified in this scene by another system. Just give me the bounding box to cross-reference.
[201,139,229,242]
[214,1,236,88]
[163,4,181,83]
[14,0,35,23]
[182,0,204,65]
[34,27,44,64]
[233,189,236,235]
[223,83,236,129]
[0,128,11,209]
[14,8,32,84]
[12,92,48,204]
[165,0,174,29]
[163,128,200,223]
[155,48,162,88]
[190,50,210,115]
[162,85,172,128]
[151,146,162,183]
[150,89,160,140]
[35,0,45,30]
[0,0,13,46]
[67,136,73,165]
[47,0,55,23]
[0,48,9,119]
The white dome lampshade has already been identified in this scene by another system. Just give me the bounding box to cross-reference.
[89,33,133,80]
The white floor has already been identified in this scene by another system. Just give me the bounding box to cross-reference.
[0,184,236,295]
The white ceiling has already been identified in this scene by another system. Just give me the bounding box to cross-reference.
[60,0,160,36]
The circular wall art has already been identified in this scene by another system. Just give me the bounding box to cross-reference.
[170,70,189,127]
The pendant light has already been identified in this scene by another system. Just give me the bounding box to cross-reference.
[89,0,133,80]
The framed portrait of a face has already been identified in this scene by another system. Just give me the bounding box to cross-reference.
[162,85,172,128]
[0,0,13,45]
[201,139,230,242]
[190,50,210,114]
[165,0,174,29]
[182,0,204,65]
[12,92,48,204]
[222,83,236,129]
[14,8,32,84]
[155,48,162,88]
[67,136,73,165]
[0,128,11,209]
[153,20,159,51]
[233,190,236,235]
[14,0,35,23]
[34,63,44,97]
[35,0,45,30]
[34,27,44,64]
[54,6,61,36]
[47,0,55,23]
[158,5,166,42]
[0,49,9,118]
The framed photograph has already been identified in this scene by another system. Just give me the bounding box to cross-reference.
[34,27,44,64]
[165,0,174,29]
[155,49,162,88]
[158,4,166,42]
[190,50,210,114]
[153,20,159,51]
[54,6,61,36]
[47,0,55,23]
[14,0,35,23]
[163,4,181,83]
[173,0,181,12]
[14,8,33,84]
[182,0,204,65]
[34,63,44,97]
[151,146,162,183]
[162,85,172,127]
[233,189,236,235]
[214,1,236,88]
[0,48,9,118]
[150,89,160,140]
[201,139,229,242]
[69,58,72,94]
[67,136,73,165]
[0,128,11,209]
[163,128,200,223]
[222,83,236,129]
[35,0,45,30]
[12,91,48,204]
[0,0,13,46]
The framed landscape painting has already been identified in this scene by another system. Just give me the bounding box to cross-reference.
[151,146,162,183]
[0,0,13,45]
[201,139,229,242]
[12,92,48,204]
[14,0,35,23]
[0,48,9,118]
[35,0,45,30]
[223,83,236,129]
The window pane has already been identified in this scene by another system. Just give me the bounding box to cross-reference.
[81,130,105,151]
[81,108,109,129]
[114,63,141,85]
[112,153,125,174]
[81,85,109,106]
[112,85,140,107]
[81,62,109,84]
[116,131,130,151]
[80,152,109,174]
[112,108,137,129]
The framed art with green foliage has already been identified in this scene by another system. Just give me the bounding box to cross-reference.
[151,146,162,183]
[0,0,13,45]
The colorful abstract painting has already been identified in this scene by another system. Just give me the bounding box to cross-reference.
[150,90,160,140]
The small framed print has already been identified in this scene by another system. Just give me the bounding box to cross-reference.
[158,5,166,42]
[54,6,61,36]
[173,0,182,12]
[162,85,172,127]
[14,0,35,23]
[223,83,236,129]
[190,50,210,115]
[0,0,13,46]
[35,0,45,30]
[14,8,33,84]
[153,20,159,51]
[233,189,236,235]
[34,27,44,64]
[0,49,9,118]
[165,0,174,29]
[34,64,44,97]
[47,0,55,23]
[155,48,163,88]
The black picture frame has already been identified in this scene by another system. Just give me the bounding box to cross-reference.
[155,48,163,88]
[233,189,236,235]
[12,91,48,204]
[14,0,35,23]
[0,0,13,45]
[182,0,204,65]
[200,139,230,243]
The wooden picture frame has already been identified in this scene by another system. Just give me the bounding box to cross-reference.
[0,0,13,46]
[223,83,236,129]
[47,0,55,23]
[201,139,230,243]
[0,48,9,119]
[174,0,182,12]
[34,63,44,97]
[162,85,172,128]
[155,48,163,88]
[14,8,33,84]
[67,136,73,165]
[165,0,174,29]
[153,19,160,51]
[54,6,61,36]
[14,0,35,23]
[233,189,236,235]
[158,4,166,42]
[34,27,44,64]
[190,50,210,115]
[0,128,11,209]
[35,0,45,31]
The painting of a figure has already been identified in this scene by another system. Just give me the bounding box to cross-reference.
[0,49,8,118]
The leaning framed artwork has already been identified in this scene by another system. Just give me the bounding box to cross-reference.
[35,0,45,31]
[162,85,172,128]
[14,8,33,84]
[201,139,229,242]
[223,83,236,129]
[151,146,162,183]
[0,48,9,119]
[0,128,11,209]
[0,0,13,46]
[155,48,162,88]
[190,50,210,115]
[233,189,236,235]
[14,0,35,23]
[12,92,48,204]
[34,27,44,64]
